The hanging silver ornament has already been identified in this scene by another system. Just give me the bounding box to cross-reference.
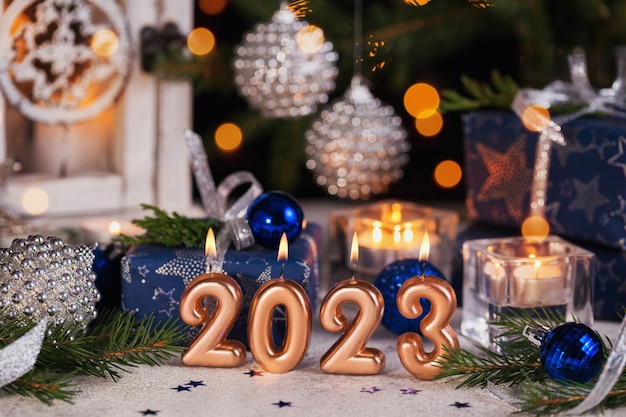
[232,2,339,118]
[305,75,410,200]
[0,0,133,125]
[0,235,100,326]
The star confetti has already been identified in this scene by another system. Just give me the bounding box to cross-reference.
[140,409,159,415]
[171,385,191,392]
[400,388,421,395]
[186,380,205,387]
[360,387,381,393]
[450,402,471,408]
[272,401,292,408]
[244,370,263,377]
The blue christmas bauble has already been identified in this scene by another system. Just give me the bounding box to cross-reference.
[540,322,603,384]
[247,191,304,249]
[373,258,446,335]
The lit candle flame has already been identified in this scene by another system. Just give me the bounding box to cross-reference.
[418,231,430,261]
[277,233,289,262]
[205,228,217,259]
[108,221,121,236]
[350,231,359,266]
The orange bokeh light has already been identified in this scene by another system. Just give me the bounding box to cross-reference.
[415,110,443,137]
[187,28,215,56]
[215,123,243,152]
[404,83,440,118]
[199,0,228,15]
[521,105,550,132]
[434,160,462,189]
[521,216,550,241]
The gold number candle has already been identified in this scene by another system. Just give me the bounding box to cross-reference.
[320,232,385,375]
[396,232,459,380]
[179,229,246,367]
[248,233,312,373]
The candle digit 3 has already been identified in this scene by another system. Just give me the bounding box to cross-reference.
[248,278,312,373]
[179,274,246,367]
[396,275,459,380]
[319,279,386,374]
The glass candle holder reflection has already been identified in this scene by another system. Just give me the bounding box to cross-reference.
[327,200,458,289]
[461,235,595,352]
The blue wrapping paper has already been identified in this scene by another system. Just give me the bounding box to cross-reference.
[451,222,626,321]
[463,110,626,250]
[121,223,321,346]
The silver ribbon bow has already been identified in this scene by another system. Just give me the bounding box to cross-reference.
[0,319,47,388]
[511,46,626,220]
[184,129,263,269]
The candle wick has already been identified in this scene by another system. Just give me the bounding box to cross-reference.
[279,263,285,280]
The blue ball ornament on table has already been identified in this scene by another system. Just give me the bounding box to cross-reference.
[247,191,304,249]
[373,258,447,335]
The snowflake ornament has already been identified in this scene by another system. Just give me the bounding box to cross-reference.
[0,0,132,125]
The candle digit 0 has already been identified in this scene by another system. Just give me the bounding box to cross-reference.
[319,279,386,374]
[179,274,246,367]
[396,275,459,380]
[248,278,312,373]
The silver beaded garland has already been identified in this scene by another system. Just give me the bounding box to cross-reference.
[305,75,410,200]
[0,235,100,326]
[232,2,339,118]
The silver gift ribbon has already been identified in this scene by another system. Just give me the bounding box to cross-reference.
[511,46,626,219]
[183,129,263,269]
[0,319,47,388]
[509,46,626,413]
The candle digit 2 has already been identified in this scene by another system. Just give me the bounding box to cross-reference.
[248,278,312,373]
[179,274,246,367]
[319,280,386,374]
[396,275,459,380]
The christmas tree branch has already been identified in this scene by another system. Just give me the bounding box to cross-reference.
[115,204,220,248]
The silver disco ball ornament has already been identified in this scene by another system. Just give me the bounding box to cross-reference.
[0,235,100,326]
[232,2,339,118]
[305,75,410,200]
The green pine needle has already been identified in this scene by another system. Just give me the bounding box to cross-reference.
[115,204,220,248]
[1,309,186,404]
[439,69,520,112]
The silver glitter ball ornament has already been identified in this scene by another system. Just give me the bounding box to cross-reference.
[0,235,100,326]
[232,2,339,118]
[305,75,411,199]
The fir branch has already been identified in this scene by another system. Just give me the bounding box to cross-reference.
[115,204,220,248]
[3,369,78,405]
[438,69,519,112]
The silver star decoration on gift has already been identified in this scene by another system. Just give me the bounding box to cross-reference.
[568,175,611,223]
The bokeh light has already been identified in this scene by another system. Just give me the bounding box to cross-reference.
[91,29,118,57]
[187,27,215,56]
[215,123,243,152]
[415,110,443,137]
[296,25,324,53]
[22,188,49,216]
[404,0,431,5]
[434,160,462,188]
[521,104,550,132]
[521,215,550,241]
[403,83,440,118]
[199,0,228,15]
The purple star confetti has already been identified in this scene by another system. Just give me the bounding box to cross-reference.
[171,385,191,392]
[400,388,422,395]
[186,380,205,387]
[272,401,292,408]
[360,387,381,393]
[450,401,471,408]
[139,410,159,415]
[244,370,264,377]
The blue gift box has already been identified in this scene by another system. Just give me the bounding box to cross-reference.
[463,110,626,250]
[450,222,626,321]
[121,223,321,346]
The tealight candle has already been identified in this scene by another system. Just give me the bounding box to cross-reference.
[179,228,246,367]
[319,231,385,375]
[248,233,312,374]
[512,256,564,306]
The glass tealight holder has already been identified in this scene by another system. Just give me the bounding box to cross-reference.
[461,235,595,352]
[326,200,458,292]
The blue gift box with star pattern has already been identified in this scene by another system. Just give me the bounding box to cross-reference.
[120,223,321,347]
[463,110,626,250]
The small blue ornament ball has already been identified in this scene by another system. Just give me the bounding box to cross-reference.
[373,258,446,335]
[247,191,304,249]
[540,322,604,384]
